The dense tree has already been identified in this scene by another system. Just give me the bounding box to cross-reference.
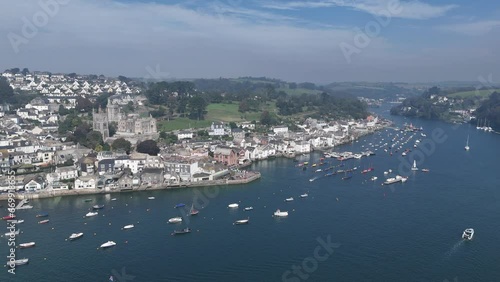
[94,92,112,109]
[118,75,131,83]
[111,138,132,153]
[21,68,30,75]
[0,77,14,102]
[229,122,237,129]
[136,139,160,156]
[76,96,93,112]
[109,122,117,137]
[260,111,273,126]
[187,96,207,120]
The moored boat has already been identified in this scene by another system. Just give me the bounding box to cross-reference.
[19,242,36,249]
[168,217,182,224]
[92,205,104,210]
[189,204,199,216]
[244,207,254,211]
[83,199,93,202]
[285,197,294,202]
[174,203,186,208]
[38,219,49,224]
[171,228,191,235]
[100,241,116,248]
[2,215,16,220]
[123,224,134,230]
[148,197,155,200]
[36,212,49,218]
[234,218,250,225]
[7,219,23,224]
[300,193,308,198]
[228,203,239,208]
[6,258,29,266]
[421,168,430,172]
[273,209,288,217]
[69,233,83,240]
[85,211,98,217]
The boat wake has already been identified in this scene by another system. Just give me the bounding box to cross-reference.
[444,240,464,258]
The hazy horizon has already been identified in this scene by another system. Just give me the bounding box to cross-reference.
[1,0,499,84]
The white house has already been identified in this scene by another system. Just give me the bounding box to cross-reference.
[273,126,288,135]
[24,178,45,191]
[177,131,194,140]
[294,141,311,154]
[55,166,78,180]
[74,176,97,189]
[209,122,226,136]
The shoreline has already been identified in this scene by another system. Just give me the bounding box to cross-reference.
[0,172,261,201]
[0,121,391,202]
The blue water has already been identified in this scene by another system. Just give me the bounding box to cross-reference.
[1,108,500,282]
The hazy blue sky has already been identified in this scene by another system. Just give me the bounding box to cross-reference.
[1,0,499,83]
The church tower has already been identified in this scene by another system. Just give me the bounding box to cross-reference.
[92,107,110,140]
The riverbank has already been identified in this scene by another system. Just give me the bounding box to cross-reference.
[0,172,261,200]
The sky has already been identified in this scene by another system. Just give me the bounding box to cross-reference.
[0,0,499,83]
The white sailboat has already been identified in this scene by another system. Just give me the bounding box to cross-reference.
[465,135,470,151]
[411,160,418,171]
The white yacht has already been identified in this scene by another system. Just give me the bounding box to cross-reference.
[273,209,288,217]
[300,193,308,198]
[234,218,250,225]
[123,224,134,229]
[19,242,36,248]
[6,258,29,266]
[462,228,474,240]
[168,217,182,224]
[244,207,254,211]
[148,197,155,200]
[69,233,83,240]
[285,197,294,202]
[85,211,98,217]
[228,203,239,208]
[465,135,470,151]
[100,241,116,248]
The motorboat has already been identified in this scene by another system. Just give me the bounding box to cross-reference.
[421,168,430,172]
[285,197,294,202]
[92,205,105,210]
[234,218,250,225]
[36,212,49,218]
[244,207,254,211]
[370,176,378,181]
[174,203,186,208]
[19,242,36,249]
[38,219,49,224]
[7,219,24,224]
[168,217,182,224]
[69,233,83,240]
[2,215,16,220]
[171,228,191,235]
[85,211,98,217]
[148,197,155,200]
[462,228,474,240]
[111,198,117,201]
[401,176,408,183]
[123,225,134,230]
[100,241,116,248]
[300,193,308,198]
[6,258,29,266]
[228,203,239,208]
[273,209,288,217]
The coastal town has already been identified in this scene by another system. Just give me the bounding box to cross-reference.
[0,70,391,200]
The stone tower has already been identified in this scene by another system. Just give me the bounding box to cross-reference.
[92,107,109,139]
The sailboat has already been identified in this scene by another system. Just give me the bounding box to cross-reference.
[411,160,418,171]
[189,204,199,216]
[465,135,470,151]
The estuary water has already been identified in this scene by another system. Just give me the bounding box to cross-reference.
[1,108,500,282]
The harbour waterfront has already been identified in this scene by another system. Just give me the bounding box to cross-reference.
[2,109,500,281]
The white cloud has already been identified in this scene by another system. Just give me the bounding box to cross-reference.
[437,20,500,36]
[262,0,458,20]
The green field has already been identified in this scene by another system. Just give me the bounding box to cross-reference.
[447,89,499,98]
[158,102,278,132]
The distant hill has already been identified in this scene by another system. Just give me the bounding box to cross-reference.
[474,92,500,131]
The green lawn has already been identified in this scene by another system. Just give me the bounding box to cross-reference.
[158,102,278,132]
[447,89,499,98]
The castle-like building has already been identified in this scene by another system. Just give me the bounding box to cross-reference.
[92,98,157,140]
